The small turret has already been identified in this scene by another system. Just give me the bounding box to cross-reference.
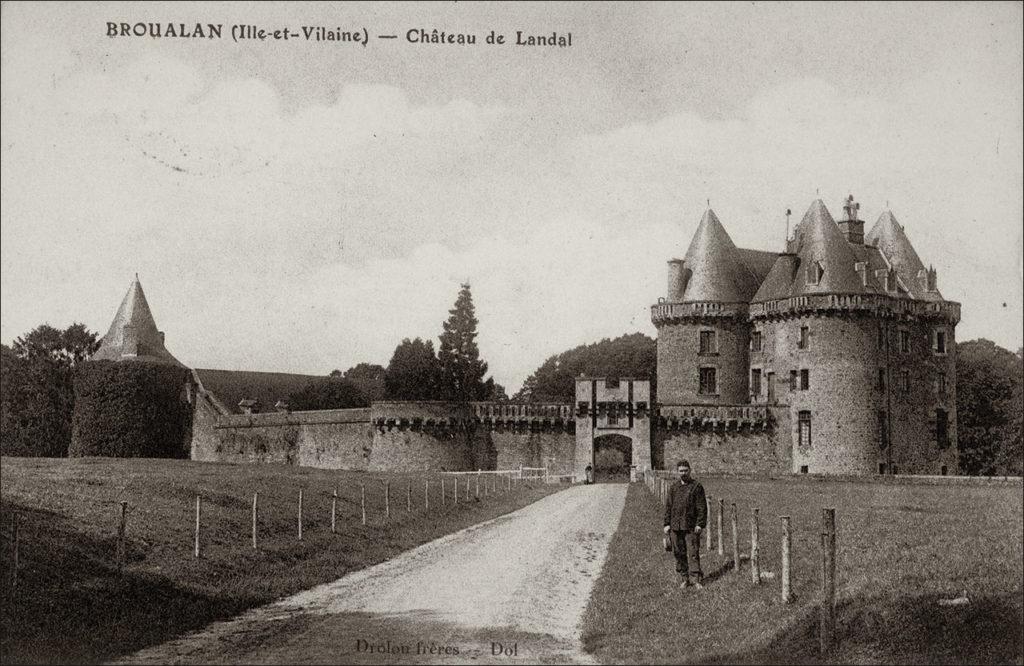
[92,275,183,365]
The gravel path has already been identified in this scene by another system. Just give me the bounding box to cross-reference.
[119,484,628,665]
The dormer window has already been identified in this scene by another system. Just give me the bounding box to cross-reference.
[806,261,824,285]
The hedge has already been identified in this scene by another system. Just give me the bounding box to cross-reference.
[70,361,192,458]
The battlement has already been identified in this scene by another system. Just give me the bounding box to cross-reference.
[750,293,961,323]
[656,404,772,431]
[651,301,749,325]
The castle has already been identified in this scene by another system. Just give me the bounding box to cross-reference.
[78,196,959,477]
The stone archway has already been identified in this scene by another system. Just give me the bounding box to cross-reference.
[592,434,633,482]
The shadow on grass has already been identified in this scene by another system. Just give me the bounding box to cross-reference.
[0,500,256,665]
[700,591,1023,665]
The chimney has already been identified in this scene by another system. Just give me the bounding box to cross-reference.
[926,265,938,292]
[667,259,688,301]
[838,194,864,244]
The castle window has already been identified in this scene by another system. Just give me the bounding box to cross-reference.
[877,325,885,349]
[798,326,809,350]
[789,370,798,392]
[577,401,589,416]
[879,463,887,475]
[899,329,910,353]
[934,329,947,355]
[900,369,910,392]
[751,331,763,352]
[806,261,824,285]
[799,369,810,391]
[940,465,948,476]
[935,408,949,448]
[877,367,886,391]
[751,369,762,397]
[698,367,717,395]
[699,330,717,354]
[878,410,889,449]
[936,372,946,394]
[798,411,811,449]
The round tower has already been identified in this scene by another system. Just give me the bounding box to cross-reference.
[653,209,758,405]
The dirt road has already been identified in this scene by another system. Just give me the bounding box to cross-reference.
[120,483,628,665]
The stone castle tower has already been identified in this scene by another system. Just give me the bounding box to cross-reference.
[92,274,183,366]
[653,197,960,475]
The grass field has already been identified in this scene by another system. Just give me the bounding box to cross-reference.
[0,457,563,665]
[582,477,1023,664]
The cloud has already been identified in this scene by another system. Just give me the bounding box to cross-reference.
[1,43,1021,393]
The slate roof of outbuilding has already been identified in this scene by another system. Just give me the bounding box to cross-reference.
[680,209,761,302]
[92,276,183,365]
[193,369,322,414]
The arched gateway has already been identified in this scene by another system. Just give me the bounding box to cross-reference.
[574,377,652,481]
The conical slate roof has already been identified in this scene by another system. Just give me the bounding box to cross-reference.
[92,275,183,365]
[752,254,800,302]
[679,209,760,302]
[789,200,865,296]
[866,210,939,298]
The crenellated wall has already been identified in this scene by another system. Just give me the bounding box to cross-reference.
[654,406,791,475]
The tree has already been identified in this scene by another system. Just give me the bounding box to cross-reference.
[438,283,493,402]
[384,338,443,400]
[2,323,100,457]
[513,333,657,402]
[12,322,99,367]
[288,377,368,411]
[956,339,1023,475]
[340,363,386,403]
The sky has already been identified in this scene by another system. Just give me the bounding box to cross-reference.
[2,1,1022,393]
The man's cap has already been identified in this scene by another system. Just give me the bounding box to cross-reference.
[677,459,691,469]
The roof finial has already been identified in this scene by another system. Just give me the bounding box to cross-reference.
[785,208,792,250]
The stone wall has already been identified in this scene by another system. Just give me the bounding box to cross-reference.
[751,313,958,475]
[654,406,791,475]
[190,397,373,467]
[486,430,576,475]
[657,318,750,404]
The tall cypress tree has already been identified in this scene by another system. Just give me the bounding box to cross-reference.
[438,283,491,402]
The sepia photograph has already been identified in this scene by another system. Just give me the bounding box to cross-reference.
[1,1,1022,664]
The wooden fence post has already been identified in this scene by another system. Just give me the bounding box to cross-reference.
[782,516,793,603]
[476,472,480,499]
[331,489,338,534]
[441,477,446,506]
[252,491,258,549]
[194,495,201,558]
[407,481,412,513]
[116,501,128,573]
[298,489,304,541]
[820,508,837,655]
[11,515,19,594]
[717,499,725,556]
[705,495,712,552]
[751,508,760,585]
[360,484,366,526]
[731,502,739,571]
[425,479,430,511]
[454,476,458,504]
[385,481,391,520]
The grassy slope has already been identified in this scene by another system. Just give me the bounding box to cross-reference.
[0,457,562,665]
[583,478,1023,665]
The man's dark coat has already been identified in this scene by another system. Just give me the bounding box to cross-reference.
[663,478,708,532]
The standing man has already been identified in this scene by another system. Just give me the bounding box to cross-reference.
[663,459,707,589]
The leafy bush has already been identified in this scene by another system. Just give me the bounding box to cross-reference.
[70,361,191,458]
